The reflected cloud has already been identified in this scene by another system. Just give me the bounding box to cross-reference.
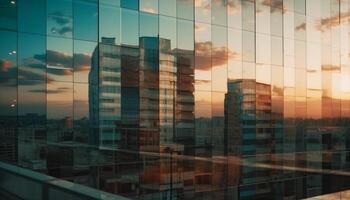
[18,68,54,84]
[141,7,157,14]
[48,11,71,25]
[74,53,92,71]
[0,59,13,72]
[318,12,350,31]
[321,64,341,72]
[195,41,238,71]
[33,50,91,76]
[227,0,240,14]
[48,11,72,36]
[50,26,73,35]
[195,23,207,32]
[195,0,240,14]
[296,11,350,32]
[262,0,286,13]
[295,23,306,31]
[272,86,283,96]
[195,0,210,10]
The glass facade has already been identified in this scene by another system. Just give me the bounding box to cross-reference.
[1,0,350,199]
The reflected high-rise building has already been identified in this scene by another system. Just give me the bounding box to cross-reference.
[225,79,290,199]
[90,37,121,149]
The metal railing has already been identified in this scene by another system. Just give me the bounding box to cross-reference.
[0,161,130,200]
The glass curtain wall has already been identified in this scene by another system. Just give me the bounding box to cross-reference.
[1,0,350,200]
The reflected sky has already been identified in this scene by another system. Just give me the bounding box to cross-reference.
[2,1,350,199]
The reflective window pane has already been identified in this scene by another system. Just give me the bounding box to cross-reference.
[19,33,46,81]
[47,81,73,142]
[47,0,73,38]
[18,80,46,116]
[195,0,211,23]
[73,0,98,41]
[18,0,46,34]
[0,79,17,117]
[74,40,96,83]
[99,2,120,44]
[0,30,17,79]
[212,0,227,26]
[121,0,138,10]
[140,0,158,14]
[47,37,73,82]
[195,23,211,91]
[177,0,194,20]
[159,0,176,17]
[121,9,139,46]
[0,0,17,30]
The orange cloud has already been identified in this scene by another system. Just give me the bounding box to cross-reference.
[195,41,238,71]
[0,59,13,72]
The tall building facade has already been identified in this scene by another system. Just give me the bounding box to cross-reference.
[1,0,350,200]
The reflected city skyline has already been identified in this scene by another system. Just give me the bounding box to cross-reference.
[1,0,350,200]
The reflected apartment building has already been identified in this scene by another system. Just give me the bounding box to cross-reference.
[87,36,196,199]
[2,0,350,200]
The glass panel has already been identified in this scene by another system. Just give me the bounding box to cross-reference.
[212,91,225,152]
[228,28,242,61]
[271,36,283,66]
[99,2,120,44]
[228,60,242,81]
[212,25,227,92]
[121,9,139,46]
[47,36,73,82]
[295,0,305,14]
[256,0,270,34]
[47,81,73,141]
[177,0,194,20]
[18,33,46,81]
[0,79,17,117]
[227,0,242,29]
[73,0,98,41]
[271,7,282,37]
[18,0,46,34]
[177,19,194,51]
[99,0,119,6]
[0,30,17,79]
[73,40,96,83]
[0,78,17,162]
[47,0,73,38]
[195,22,211,91]
[17,81,46,173]
[242,30,255,62]
[159,0,176,17]
[140,0,158,14]
[271,65,283,96]
[0,0,17,30]
[256,33,271,65]
[195,0,211,23]
[160,16,177,51]
[74,83,90,123]
[242,0,255,31]
[18,80,46,117]
[256,64,271,85]
[212,0,227,26]
[243,61,255,79]
[121,0,138,10]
